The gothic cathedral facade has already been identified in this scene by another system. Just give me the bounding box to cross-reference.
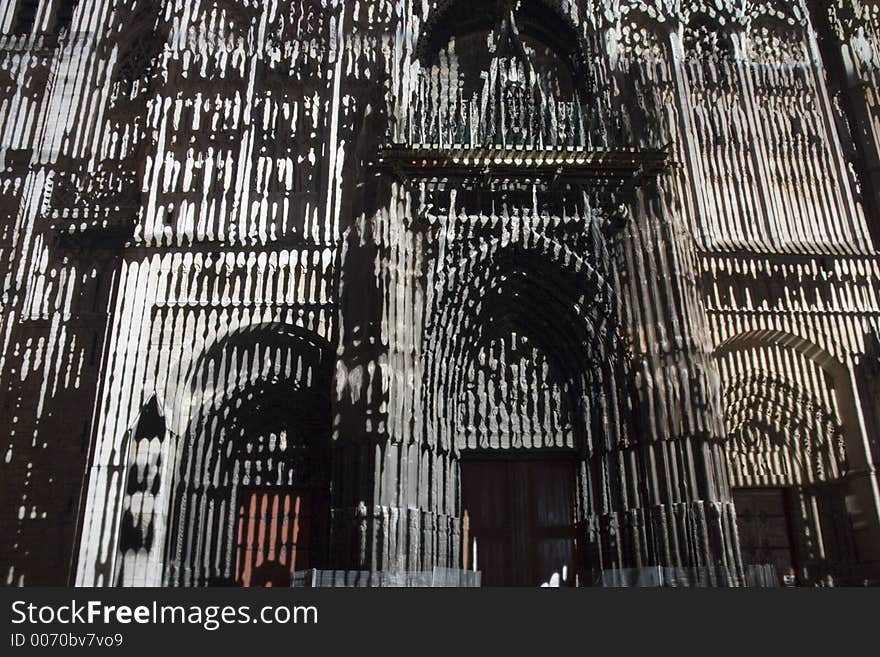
[2,0,880,587]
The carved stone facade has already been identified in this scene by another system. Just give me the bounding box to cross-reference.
[1,0,879,586]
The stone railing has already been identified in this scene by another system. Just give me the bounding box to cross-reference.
[404,86,589,150]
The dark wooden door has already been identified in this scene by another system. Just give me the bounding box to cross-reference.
[733,488,796,583]
[234,488,315,587]
[461,459,576,586]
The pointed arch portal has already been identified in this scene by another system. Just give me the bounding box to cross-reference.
[715,330,879,585]
[166,324,333,587]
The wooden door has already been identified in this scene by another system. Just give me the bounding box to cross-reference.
[234,488,314,587]
[461,458,576,586]
[733,488,796,583]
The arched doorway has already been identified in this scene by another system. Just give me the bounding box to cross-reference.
[444,246,604,587]
[422,229,626,586]
[166,324,333,587]
[715,332,863,585]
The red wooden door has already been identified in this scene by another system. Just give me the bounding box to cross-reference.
[461,459,576,586]
[234,488,313,587]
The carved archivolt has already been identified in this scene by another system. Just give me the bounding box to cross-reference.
[721,362,848,487]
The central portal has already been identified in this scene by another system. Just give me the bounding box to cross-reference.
[461,456,577,586]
